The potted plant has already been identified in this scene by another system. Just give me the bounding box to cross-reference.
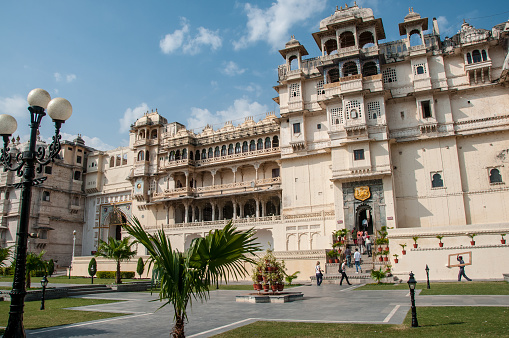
[263,283,269,292]
[412,236,419,248]
[436,235,444,248]
[400,243,407,255]
[385,264,392,277]
[376,238,386,252]
[501,234,506,245]
[382,249,389,262]
[468,233,476,245]
[393,254,399,263]
[327,250,336,263]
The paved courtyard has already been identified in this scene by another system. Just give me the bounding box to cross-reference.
[24,284,509,337]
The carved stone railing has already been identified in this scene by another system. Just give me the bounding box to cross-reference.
[193,147,280,166]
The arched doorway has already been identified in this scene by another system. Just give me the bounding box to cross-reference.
[106,209,125,240]
[356,204,373,235]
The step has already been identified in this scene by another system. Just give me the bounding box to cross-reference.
[68,289,115,296]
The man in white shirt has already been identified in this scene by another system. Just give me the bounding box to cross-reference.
[354,248,362,273]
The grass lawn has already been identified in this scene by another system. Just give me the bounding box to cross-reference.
[214,306,509,337]
[0,275,140,286]
[0,298,127,334]
[357,281,509,295]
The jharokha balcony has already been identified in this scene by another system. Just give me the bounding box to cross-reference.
[152,176,282,200]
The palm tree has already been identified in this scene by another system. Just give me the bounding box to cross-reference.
[0,246,11,267]
[95,237,136,284]
[123,217,261,338]
[25,251,46,289]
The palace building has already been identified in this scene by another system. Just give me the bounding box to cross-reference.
[4,5,509,280]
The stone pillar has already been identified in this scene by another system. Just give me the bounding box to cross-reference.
[255,198,260,218]
[233,201,237,220]
[231,166,237,183]
[184,203,189,223]
[211,202,216,221]
[261,199,266,217]
[239,201,244,218]
[254,163,260,181]
[184,171,189,188]
[199,206,203,222]
[211,169,217,186]
[192,205,196,222]
[218,202,224,220]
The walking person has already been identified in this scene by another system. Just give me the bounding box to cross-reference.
[354,248,362,273]
[365,236,372,257]
[315,261,324,286]
[457,255,472,281]
[345,246,352,268]
[339,260,352,285]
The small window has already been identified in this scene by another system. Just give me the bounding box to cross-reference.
[481,50,487,62]
[317,124,321,130]
[489,168,503,184]
[110,156,115,167]
[416,66,424,75]
[74,171,81,181]
[272,168,280,178]
[421,101,432,118]
[264,137,271,149]
[235,143,241,154]
[472,50,481,63]
[431,172,444,188]
[242,142,248,153]
[45,166,52,174]
[67,147,72,151]
[257,139,263,150]
[354,149,365,161]
[221,145,226,156]
[293,123,301,134]
[77,149,82,153]
[42,191,50,202]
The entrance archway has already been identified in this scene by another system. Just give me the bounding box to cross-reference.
[356,204,373,235]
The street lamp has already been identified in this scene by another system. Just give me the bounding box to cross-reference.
[0,88,72,337]
[407,271,418,327]
[425,264,430,289]
[40,276,48,310]
[69,230,76,279]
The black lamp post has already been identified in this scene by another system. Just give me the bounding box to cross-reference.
[40,276,48,310]
[0,88,72,337]
[425,264,430,289]
[407,271,418,327]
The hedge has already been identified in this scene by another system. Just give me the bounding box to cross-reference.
[97,271,135,279]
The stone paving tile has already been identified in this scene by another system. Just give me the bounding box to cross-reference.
[25,284,509,337]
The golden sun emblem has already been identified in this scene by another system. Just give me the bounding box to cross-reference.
[354,186,370,201]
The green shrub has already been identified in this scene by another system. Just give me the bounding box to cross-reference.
[2,266,13,275]
[97,271,115,279]
[97,271,135,279]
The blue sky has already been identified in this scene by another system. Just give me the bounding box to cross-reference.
[1,0,507,150]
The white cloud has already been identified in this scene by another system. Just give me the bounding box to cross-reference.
[119,103,150,133]
[233,0,326,50]
[59,132,114,151]
[436,16,454,36]
[54,72,77,83]
[0,95,27,119]
[186,97,268,131]
[222,61,246,76]
[235,83,263,97]
[160,18,222,55]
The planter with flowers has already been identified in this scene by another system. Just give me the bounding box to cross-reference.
[436,235,444,248]
[467,233,476,246]
[327,250,338,263]
[382,249,390,262]
[393,254,399,264]
[400,243,407,255]
[412,236,419,249]
[251,248,286,293]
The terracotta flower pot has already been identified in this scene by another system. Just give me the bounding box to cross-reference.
[470,241,475,246]
[277,284,284,291]
[379,256,383,262]
[413,244,418,248]
[378,247,383,252]
[328,258,333,263]
[502,239,506,244]
[383,256,388,262]
[394,259,398,263]
[263,284,269,292]
[334,258,339,263]
[439,242,443,247]
[402,250,406,255]
[271,284,277,292]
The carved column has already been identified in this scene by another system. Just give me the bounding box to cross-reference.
[191,205,196,222]
[239,201,244,218]
[184,202,189,223]
[211,201,216,221]
[253,163,260,181]
[261,198,266,217]
[210,169,217,187]
[184,171,189,188]
[218,201,224,220]
[231,166,238,183]
[255,198,260,218]
[232,200,237,219]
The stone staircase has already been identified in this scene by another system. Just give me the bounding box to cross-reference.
[66,284,115,297]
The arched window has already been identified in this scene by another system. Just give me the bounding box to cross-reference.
[481,50,487,61]
[242,141,248,153]
[189,151,193,161]
[265,137,271,149]
[116,155,121,166]
[139,130,145,139]
[235,143,241,154]
[228,144,234,155]
[472,50,481,63]
[201,150,207,159]
[324,39,338,55]
[122,154,127,165]
[416,66,424,75]
[145,150,149,161]
[466,53,472,64]
[175,150,181,161]
[288,55,298,70]
[257,138,263,150]
[182,149,187,159]
[359,31,375,48]
[342,61,358,77]
[328,68,339,83]
[221,145,226,156]
[249,140,256,151]
[489,168,502,183]
[110,156,115,167]
[214,146,220,157]
[273,136,279,148]
[409,30,422,46]
[151,130,157,139]
[362,61,378,77]
[208,147,213,158]
[195,150,200,160]
[339,31,355,48]
[137,151,144,161]
[431,173,444,188]
[169,151,175,161]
